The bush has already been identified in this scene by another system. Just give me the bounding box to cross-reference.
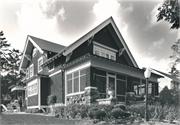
[47,95,57,105]
[114,104,126,111]
[110,108,125,119]
[31,108,39,113]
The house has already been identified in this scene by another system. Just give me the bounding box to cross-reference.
[151,69,180,92]
[19,17,162,110]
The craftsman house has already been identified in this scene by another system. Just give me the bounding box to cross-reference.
[19,17,162,110]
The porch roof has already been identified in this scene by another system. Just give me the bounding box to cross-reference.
[10,85,25,92]
[62,53,163,82]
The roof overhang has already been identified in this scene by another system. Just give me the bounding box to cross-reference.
[19,36,44,71]
[42,17,138,68]
[10,85,25,92]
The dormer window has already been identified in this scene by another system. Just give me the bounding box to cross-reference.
[93,42,117,61]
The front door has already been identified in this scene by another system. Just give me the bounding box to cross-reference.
[107,75,116,97]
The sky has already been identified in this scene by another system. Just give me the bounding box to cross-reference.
[1,0,179,74]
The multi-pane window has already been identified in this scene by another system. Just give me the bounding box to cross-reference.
[67,68,86,94]
[26,67,29,79]
[38,57,43,72]
[93,43,116,61]
[28,83,37,96]
[49,61,54,71]
[29,64,34,78]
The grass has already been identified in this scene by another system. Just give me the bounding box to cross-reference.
[0,114,93,125]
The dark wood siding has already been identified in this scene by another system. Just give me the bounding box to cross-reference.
[49,71,65,103]
[94,27,119,50]
[28,94,38,106]
[41,78,49,105]
[68,41,93,62]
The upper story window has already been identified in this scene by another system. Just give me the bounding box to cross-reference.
[93,42,117,61]
[26,68,29,79]
[29,64,34,78]
[49,61,54,72]
[38,57,43,72]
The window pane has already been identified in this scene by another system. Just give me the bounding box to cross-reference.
[67,80,72,94]
[116,80,126,95]
[80,69,86,75]
[74,71,79,77]
[74,78,79,93]
[95,50,100,56]
[101,52,105,57]
[96,76,106,93]
[111,55,114,60]
[106,54,109,58]
[67,74,72,80]
[80,75,86,91]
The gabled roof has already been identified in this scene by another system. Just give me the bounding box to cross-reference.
[29,35,66,53]
[19,35,66,71]
[151,68,179,83]
[43,17,138,67]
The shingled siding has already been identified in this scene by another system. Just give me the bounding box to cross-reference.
[41,78,49,105]
[28,94,38,106]
[49,71,64,104]
[68,41,93,63]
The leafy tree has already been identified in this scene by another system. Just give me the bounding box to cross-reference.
[157,0,179,29]
[0,31,25,103]
[159,86,179,106]
[170,39,180,77]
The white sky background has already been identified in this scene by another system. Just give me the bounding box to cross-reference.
[1,0,179,74]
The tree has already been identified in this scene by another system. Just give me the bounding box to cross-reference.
[0,31,25,103]
[159,86,174,105]
[170,39,180,77]
[157,0,179,29]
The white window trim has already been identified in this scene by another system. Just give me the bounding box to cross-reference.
[48,61,54,72]
[93,43,116,61]
[26,67,29,79]
[66,68,86,96]
[29,64,34,78]
[27,79,38,97]
[93,41,118,52]
[38,57,43,73]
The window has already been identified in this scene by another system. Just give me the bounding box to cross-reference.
[49,61,54,71]
[26,67,29,79]
[29,64,34,78]
[67,68,86,94]
[93,42,117,61]
[28,83,38,96]
[38,57,43,72]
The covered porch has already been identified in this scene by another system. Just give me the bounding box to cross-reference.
[90,56,161,104]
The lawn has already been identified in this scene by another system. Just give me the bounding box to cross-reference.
[0,114,93,125]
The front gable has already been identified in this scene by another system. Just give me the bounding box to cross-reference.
[43,17,138,68]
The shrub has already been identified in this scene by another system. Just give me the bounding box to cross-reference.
[159,86,174,105]
[31,108,39,113]
[88,107,99,119]
[47,95,57,105]
[110,108,125,119]
[114,104,126,111]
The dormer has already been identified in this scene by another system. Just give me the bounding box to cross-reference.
[93,41,118,61]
